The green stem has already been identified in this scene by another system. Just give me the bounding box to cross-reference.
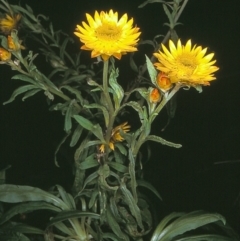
[102,60,115,146]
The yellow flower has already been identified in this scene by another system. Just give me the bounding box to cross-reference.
[149,88,161,103]
[74,10,141,61]
[0,47,11,61]
[156,72,173,91]
[0,13,21,35]
[154,39,219,86]
[99,122,130,153]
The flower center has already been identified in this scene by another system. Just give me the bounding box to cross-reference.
[176,53,197,77]
[96,23,121,41]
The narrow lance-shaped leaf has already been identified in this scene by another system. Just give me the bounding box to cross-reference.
[84,103,109,127]
[22,88,42,101]
[145,54,158,85]
[54,132,71,167]
[11,74,38,85]
[47,211,100,228]
[120,182,143,229]
[106,207,127,240]
[64,100,77,133]
[144,135,182,148]
[151,211,226,241]
[128,150,138,201]
[70,124,83,147]
[79,153,99,170]
[61,85,85,105]
[3,85,40,105]
[109,67,124,110]
[0,184,69,210]
[0,201,62,225]
[137,179,162,201]
[73,115,105,142]
[138,0,165,8]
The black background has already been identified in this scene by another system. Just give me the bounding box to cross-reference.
[1,0,240,235]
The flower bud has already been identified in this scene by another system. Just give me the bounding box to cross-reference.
[0,47,11,61]
[149,88,161,103]
[157,72,172,91]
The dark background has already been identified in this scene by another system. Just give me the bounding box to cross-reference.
[1,0,240,235]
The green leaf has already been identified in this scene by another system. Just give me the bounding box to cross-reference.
[102,232,127,241]
[120,101,147,125]
[47,211,100,228]
[163,4,175,29]
[109,67,124,110]
[70,125,83,147]
[12,74,38,85]
[128,150,137,201]
[145,54,157,85]
[176,234,237,241]
[54,132,71,167]
[64,100,77,132]
[0,201,61,225]
[22,88,42,101]
[98,164,118,191]
[115,143,127,156]
[120,182,143,229]
[54,185,76,209]
[9,223,44,235]
[108,162,128,173]
[79,154,98,170]
[151,211,226,241]
[78,171,98,195]
[51,221,75,236]
[61,85,85,104]
[138,0,165,8]
[144,135,182,148]
[0,184,69,210]
[129,53,138,73]
[84,103,109,126]
[137,179,162,201]
[88,189,99,209]
[106,207,127,240]
[73,115,105,142]
[3,85,40,105]
[0,231,31,241]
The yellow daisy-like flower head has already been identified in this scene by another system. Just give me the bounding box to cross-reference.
[99,122,130,153]
[74,10,141,61]
[154,39,219,86]
[0,13,21,35]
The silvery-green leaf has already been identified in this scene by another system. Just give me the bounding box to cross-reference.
[3,85,40,105]
[0,185,69,210]
[144,135,182,148]
[109,67,124,110]
[145,54,157,85]
[73,115,105,142]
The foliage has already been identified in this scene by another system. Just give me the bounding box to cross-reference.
[0,0,239,241]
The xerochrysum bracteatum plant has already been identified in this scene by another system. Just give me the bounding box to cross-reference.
[0,0,239,241]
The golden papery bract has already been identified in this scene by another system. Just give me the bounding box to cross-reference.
[74,9,141,60]
[154,39,219,86]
